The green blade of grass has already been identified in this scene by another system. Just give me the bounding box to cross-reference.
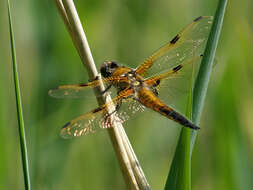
[164,41,195,190]
[191,0,227,151]
[7,0,31,189]
[165,0,227,189]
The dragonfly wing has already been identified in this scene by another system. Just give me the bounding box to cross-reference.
[48,76,128,98]
[60,87,134,139]
[135,16,213,76]
[60,107,105,139]
[114,98,146,124]
[145,55,202,85]
[49,84,99,99]
[144,55,202,108]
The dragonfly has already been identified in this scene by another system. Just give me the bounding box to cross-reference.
[49,16,213,139]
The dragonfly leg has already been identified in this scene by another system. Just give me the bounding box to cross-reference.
[87,76,112,95]
[105,100,122,118]
[88,75,99,82]
[102,100,123,128]
[101,84,112,95]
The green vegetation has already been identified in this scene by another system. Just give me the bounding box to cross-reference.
[166,1,227,189]
[1,0,253,189]
[7,1,30,189]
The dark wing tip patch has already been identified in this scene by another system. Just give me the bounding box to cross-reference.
[79,83,89,87]
[173,64,183,72]
[62,121,71,129]
[193,16,203,22]
[170,34,180,44]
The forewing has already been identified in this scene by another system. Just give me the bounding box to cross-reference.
[145,55,202,109]
[136,16,213,76]
[48,76,128,99]
[49,84,98,99]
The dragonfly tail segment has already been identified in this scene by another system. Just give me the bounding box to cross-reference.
[138,89,199,130]
[159,106,199,130]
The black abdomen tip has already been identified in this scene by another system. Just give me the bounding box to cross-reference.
[189,124,200,130]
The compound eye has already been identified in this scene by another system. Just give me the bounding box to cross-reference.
[110,61,118,68]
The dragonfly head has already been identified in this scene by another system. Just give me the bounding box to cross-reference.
[100,61,119,78]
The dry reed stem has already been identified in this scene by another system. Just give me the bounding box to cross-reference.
[53,0,150,189]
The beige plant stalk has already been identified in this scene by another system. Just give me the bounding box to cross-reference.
[53,0,150,189]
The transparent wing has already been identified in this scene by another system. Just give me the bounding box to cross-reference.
[114,98,146,124]
[60,87,134,139]
[48,76,128,99]
[49,84,98,99]
[60,107,106,139]
[136,16,213,76]
[144,55,202,109]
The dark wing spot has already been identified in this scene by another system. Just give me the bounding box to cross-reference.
[62,121,71,129]
[79,83,89,87]
[152,79,160,87]
[170,34,180,44]
[193,16,203,22]
[92,107,103,113]
[155,79,160,86]
[173,64,183,72]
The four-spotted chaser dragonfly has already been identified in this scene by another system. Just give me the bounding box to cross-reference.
[49,16,213,138]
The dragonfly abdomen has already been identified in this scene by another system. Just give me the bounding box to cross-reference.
[137,88,199,130]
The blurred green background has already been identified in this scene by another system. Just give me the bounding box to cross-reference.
[1,0,253,189]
